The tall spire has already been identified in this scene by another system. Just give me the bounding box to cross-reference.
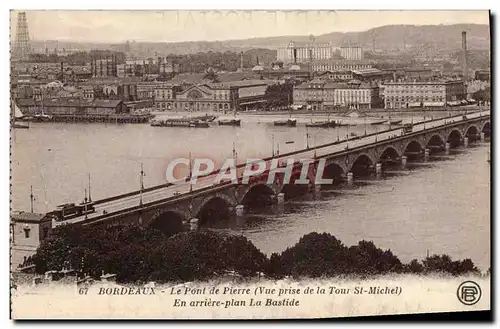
[13,12,31,60]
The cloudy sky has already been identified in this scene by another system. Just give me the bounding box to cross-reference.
[10,10,490,43]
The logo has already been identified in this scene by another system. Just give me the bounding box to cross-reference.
[457,281,482,306]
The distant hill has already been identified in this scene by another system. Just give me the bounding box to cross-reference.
[30,23,490,56]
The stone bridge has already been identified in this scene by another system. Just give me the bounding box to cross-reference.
[77,112,490,233]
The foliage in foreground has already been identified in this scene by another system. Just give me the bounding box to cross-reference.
[32,225,481,283]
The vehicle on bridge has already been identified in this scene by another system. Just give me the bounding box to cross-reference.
[48,202,95,221]
[403,124,413,134]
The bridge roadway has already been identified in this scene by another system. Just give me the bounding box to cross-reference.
[60,109,490,225]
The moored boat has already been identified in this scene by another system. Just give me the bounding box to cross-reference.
[370,120,387,125]
[274,118,297,127]
[13,121,29,129]
[387,119,402,125]
[218,117,241,126]
[306,121,329,128]
[190,114,217,122]
[11,100,30,129]
[151,118,210,128]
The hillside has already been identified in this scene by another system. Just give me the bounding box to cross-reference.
[30,23,490,56]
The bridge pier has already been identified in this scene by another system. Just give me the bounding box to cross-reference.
[445,142,451,155]
[424,148,430,161]
[235,205,245,217]
[347,172,354,186]
[401,156,407,169]
[481,132,485,141]
[375,163,382,177]
[277,193,285,204]
[464,137,469,148]
[188,218,199,231]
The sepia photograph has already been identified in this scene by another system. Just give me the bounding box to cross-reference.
[9,8,491,319]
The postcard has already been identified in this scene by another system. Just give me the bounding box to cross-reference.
[10,9,491,319]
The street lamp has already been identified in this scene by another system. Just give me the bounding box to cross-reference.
[188,153,193,192]
[272,133,275,157]
[139,162,145,206]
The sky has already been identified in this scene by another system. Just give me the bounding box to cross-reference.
[10,10,490,43]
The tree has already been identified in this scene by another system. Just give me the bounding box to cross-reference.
[203,67,219,83]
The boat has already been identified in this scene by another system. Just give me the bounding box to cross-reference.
[31,98,53,122]
[387,119,402,125]
[274,118,297,127]
[189,120,210,128]
[306,121,330,128]
[11,100,30,129]
[13,121,30,129]
[190,114,217,122]
[31,113,53,122]
[151,118,210,128]
[370,120,387,125]
[218,117,241,126]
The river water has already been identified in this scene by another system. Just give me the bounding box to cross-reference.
[11,112,491,270]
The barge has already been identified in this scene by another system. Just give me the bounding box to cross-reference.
[274,118,297,127]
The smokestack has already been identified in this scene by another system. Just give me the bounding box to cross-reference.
[256,55,259,66]
[293,48,297,64]
[462,31,468,83]
[240,51,244,71]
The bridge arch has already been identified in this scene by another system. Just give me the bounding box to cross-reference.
[321,161,345,186]
[279,166,314,201]
[447,129,463,147]
[149,210,186,237]
[195,193,237,226]
[239,183,276,209]
[378,146,401,165]
[481,121,491,134]
[403,139,423,155]
[349,153,375,177]
[465,124,480,141]
[425,133,446,154]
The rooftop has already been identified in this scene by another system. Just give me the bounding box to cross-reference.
[42,98,123,108]
[11,211,49,223]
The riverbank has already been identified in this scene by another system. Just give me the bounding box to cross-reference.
[152,105,485,120]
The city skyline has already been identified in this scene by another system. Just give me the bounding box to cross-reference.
[10,10,490,44]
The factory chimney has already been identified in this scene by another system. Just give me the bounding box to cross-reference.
[240,51,244,71]
[461,31,468,83]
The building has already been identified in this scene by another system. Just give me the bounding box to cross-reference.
[351,68,395,83]
[20,98,127,117]
[277,41,337,64]
[312,60,373,72]
[91,57,118,78]
[293,79,381,111]
[383,80,466,109]
[11,211,53,271]
[315,70,353,81]
[340,45,364,61]
[475,70,490,82]
[402,68,437,81]
[153,80,271,112]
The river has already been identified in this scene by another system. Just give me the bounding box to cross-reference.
[10,112,490,270]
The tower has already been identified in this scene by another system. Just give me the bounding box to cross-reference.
[13,12,31,60]
[461,31,468,83]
